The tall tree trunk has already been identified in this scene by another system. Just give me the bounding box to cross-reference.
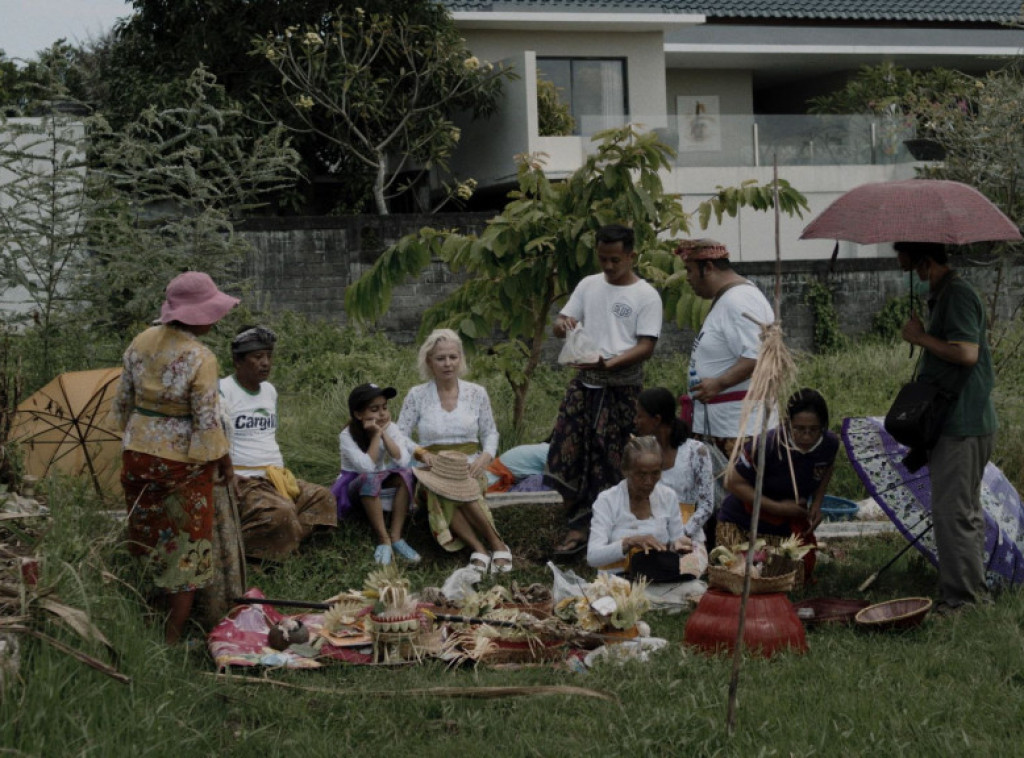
[511,299,554,431]
[373,149,388,215]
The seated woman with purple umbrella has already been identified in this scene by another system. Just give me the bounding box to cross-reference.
[717,388,838,583]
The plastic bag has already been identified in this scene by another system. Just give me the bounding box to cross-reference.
[440,566,484,603]
[557,324,602,365]
[547,561,589,604]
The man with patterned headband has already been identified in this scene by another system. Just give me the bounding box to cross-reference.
[220,326,337,560]
[677,239,774,545]
[677,239,774,448]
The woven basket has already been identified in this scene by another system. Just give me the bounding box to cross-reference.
[708,565,796,595]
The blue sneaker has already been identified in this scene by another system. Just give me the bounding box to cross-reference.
[373,544,393,565]
[391,539,421,563]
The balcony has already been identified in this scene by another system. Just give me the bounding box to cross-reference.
[554,113,921,168]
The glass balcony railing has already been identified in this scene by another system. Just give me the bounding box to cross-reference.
[558,113,920,167]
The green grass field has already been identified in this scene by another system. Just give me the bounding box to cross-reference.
[3,335,1024,756]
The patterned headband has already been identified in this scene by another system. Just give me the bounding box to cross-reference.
[231,326,277,355]
[673,239,730,260]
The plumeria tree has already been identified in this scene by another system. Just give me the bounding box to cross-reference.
[253,8,510,214]
[346,126,807,429]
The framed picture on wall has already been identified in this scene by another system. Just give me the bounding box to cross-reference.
[677,95,721,152]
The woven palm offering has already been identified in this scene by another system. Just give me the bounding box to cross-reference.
[553,573,650,639]
[362,565,427,663]
[433,584,570,666]
[708,537,809,595]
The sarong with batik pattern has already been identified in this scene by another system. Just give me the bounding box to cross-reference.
[544,378,640,531]
[122,450,216,592]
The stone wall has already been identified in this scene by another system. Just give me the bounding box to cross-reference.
[238,215,1024,356]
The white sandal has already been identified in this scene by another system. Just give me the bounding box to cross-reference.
[491,547,514,574]
[468,552,491,573]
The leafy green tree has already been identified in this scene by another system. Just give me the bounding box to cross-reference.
[537,76,575,137]
[811,61,1024,323]
[346,126,807,428]
[253,9,509,215]
[808,62,964,117]
[0,50,24,116]
[83,0,503,214]
[83,67,300,330]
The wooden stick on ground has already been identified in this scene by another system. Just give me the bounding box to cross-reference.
[6,625,130,685]
[206,672,616,702]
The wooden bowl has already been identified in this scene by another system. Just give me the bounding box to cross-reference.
[854,597,932,631]
[793,597,871,627]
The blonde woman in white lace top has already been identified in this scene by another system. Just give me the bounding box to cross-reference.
[397,329,512,573]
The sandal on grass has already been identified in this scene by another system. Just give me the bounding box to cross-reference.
[468,552,491,573]
[491,547,514,574]
[373,544,393,565]
[391,539,421,563]
[553,532,588,556]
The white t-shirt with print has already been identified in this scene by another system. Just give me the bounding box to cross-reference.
[561,274,663,358]
[219,375,284,475]
[688,282,774,438]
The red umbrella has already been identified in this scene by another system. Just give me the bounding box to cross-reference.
[800,179,1022,245]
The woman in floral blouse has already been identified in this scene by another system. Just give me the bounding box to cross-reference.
[397,328,513,574]
[109,272,238,645]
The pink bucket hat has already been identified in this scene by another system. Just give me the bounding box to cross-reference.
[160,272,239,326]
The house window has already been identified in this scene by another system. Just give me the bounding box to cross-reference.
[537,57,628,136]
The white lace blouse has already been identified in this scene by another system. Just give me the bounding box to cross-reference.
[397,380,499,461]
[658,438,714,541]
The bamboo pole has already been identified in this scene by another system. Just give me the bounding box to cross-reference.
[725,402,772,733]
[773,156,782,319]
[726,156,786,733]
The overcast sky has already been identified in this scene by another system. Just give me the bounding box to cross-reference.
[1,0,132,63]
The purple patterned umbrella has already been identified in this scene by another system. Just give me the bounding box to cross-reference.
[842,416,1024,588]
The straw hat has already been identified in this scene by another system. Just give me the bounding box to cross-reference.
[412,451,482,502]
[160,271,240,326]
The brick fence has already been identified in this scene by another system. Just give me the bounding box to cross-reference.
[238,214,1024,355]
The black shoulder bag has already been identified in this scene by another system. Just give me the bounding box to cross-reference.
[883,278,970,467]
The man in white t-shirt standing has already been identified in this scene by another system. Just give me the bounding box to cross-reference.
[678,239,774,449]
[677,239,774,546]
[546,224,663,555]
[220,326,336,560]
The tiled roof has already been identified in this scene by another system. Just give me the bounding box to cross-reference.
[440,0,1024,23]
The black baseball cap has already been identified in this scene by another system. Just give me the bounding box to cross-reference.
[348,383,397,414]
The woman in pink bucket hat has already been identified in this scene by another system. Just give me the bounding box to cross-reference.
[109,271,239,645]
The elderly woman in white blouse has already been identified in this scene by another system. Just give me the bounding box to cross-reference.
[634,387,714,544]
[587,435,694,571]
[398,328,513,573]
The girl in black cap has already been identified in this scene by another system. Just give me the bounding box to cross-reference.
[335,383,420,565]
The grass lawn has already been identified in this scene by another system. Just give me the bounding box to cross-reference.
[4,337,1024,756]
[2,481,1023,757]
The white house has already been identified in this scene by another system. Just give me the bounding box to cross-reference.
[440,0,1024,261]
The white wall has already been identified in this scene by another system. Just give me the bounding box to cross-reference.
[461,29,669,125]
[663,69,755,167]
[449,52,533,187]
[664,163,920,262]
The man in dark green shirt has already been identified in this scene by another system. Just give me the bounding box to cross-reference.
[897,242,997,614]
